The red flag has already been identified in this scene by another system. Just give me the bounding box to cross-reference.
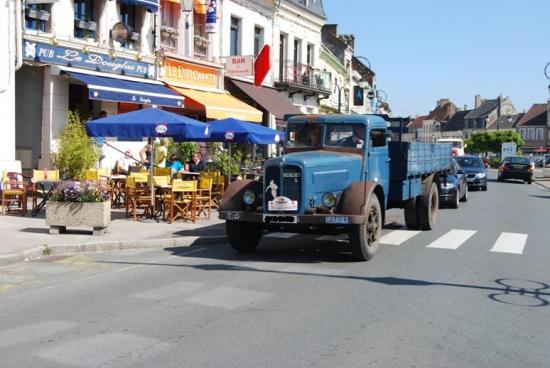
[254,45,271,86]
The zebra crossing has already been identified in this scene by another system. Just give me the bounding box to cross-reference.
[264,228,531,255]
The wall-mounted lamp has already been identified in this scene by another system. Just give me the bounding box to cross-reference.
[181,0,194,29]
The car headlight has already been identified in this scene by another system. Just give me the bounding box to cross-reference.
[476,172,486,178]
[322,192,337,208]
[442,182,455,189]
[242,190,256,205]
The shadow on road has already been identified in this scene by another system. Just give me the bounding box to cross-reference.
[96,242,550,308]
[529,194,550,199]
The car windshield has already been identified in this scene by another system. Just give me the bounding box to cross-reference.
[285,123,323,148]
[504,157,530,165]
[324,124,366,149]
[455,156,484,168]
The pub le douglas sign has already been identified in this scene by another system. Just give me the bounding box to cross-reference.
[22,40,155,79]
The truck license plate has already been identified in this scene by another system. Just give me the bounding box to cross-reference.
[263,215,298,224]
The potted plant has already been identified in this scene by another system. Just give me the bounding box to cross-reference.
[46,181,111,236]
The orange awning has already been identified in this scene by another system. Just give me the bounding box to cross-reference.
[170,86,263,122]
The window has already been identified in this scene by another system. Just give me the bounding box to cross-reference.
[73,0,95,39]
[25,4,50,32]
[254,26,264,56]
[370,129,386,147]
[293,39,301,65]
[119,5,139,49]
[307,44,314,66]
[520,128,526,140]
[325,124,365,149]
[286,123,323,148]
[536,128,544,141]
[298,0,308,5]
[230,17,240,56]
[161,0,179,28]
[528,128,535,140]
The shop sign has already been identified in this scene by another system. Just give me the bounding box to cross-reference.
[501,142,517,159]
[162,58,220,89]
[225,55,253,77]
[22,40,155,79]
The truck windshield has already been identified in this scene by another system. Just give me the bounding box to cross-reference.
[325,124,365,149]
[286,123,323,148]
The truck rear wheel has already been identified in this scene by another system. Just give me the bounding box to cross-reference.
[417,182,439,230]
[404,198,418,230]
[226,221,263,253]
[349,194,382,261]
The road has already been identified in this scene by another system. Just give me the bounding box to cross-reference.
[1,171,549,368]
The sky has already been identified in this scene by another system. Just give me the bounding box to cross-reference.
[323,0,550,117]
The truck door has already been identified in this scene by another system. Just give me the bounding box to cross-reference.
[367,128,390,205]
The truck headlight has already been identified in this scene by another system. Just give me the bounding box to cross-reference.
[242,190,256,205]
[322,192,337,209]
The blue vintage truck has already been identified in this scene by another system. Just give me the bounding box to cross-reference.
[219,114,452,261]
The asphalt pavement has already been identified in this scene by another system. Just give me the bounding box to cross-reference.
[0,171,549,367]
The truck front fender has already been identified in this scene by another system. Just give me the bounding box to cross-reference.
[219,179,262,211]
[336,182,385,223]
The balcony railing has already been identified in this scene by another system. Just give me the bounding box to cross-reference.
[193,24,210,61]
[275,60,330,95]
[160,25,178,53]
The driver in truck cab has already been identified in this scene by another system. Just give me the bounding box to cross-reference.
[340,125,365,147]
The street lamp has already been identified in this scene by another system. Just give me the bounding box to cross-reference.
[354,56,371,69]
[334,79,345,113]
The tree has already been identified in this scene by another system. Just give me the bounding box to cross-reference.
[465,131,524,156]
[53,111,100,180]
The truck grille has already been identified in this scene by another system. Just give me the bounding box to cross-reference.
[264,164,302,212]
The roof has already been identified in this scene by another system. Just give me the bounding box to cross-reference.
[486,114,524,130]
[464,99,499,119]
[288,114,387,128]
[408,115,429,130]
[427,101,456,122]
[288,0,326,18]
[321,26,349,65]
[516,104,548,127]
[441,110,470,132]
[226,79,302,123]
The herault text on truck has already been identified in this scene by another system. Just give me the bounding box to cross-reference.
[219,114,452,261]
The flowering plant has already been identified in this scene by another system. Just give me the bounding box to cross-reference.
[49,181,110,203]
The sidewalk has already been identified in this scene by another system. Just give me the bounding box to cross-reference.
[0,209,227,266]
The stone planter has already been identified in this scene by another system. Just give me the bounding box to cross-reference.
[46,201,111,236]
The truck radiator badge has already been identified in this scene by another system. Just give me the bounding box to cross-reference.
[266,180,298,211]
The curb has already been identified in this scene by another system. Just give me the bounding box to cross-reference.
[0,235,227,267]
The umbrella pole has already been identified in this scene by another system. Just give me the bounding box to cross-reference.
[227,143,231,186]
[150,138,155,218]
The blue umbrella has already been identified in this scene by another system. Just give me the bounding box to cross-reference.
[85,107,206,141]
[202,118,285,183]
[203,117,284,144]
[86,107,207,215]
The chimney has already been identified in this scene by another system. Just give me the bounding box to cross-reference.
[464,104,468,111]
[475,95,482,108]
[322,24,338,36]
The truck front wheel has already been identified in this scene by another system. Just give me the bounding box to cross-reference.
[349,194,382,261]
[417,182,439,230]
[226,221,263,253]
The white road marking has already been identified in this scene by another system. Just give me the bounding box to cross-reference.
[380,230,422,245]
[187,287,273,310]
[0,321,76,348]
[264,232,298,239]
[490,232,528,254]
[426,229,477,250]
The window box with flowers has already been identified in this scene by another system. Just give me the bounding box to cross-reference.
[160,25,179,40]
[46,181,111,236]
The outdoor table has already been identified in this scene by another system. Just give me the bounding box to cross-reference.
[31,179,60,217]
[178,171,200,180]
[109,175,127,208]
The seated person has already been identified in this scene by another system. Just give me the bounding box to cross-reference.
[185,152,206,173]
[306,125,321,146]
[340,125,365,148]
[115,150,134,174]
[166,153,183,176]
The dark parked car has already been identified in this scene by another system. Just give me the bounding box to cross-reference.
[497,156,534,184]
[455,155,487,191]
[439,158,468,208]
